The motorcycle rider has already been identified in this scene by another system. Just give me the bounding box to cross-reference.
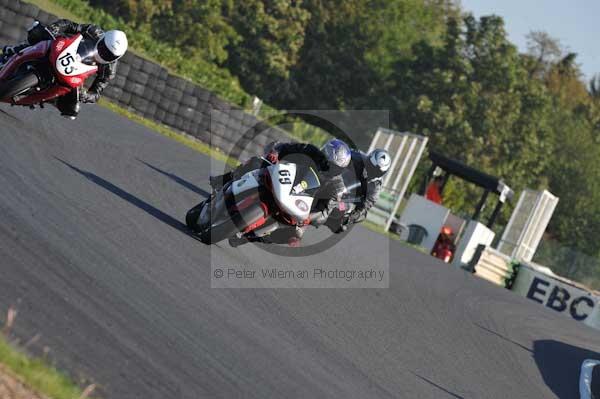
[210,139,351,246]
[1,19,128,119]
[325,148,391,233]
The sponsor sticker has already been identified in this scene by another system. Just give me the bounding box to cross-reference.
[295,199,308,212]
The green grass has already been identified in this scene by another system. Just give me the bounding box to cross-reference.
[361,220,428,252]
[99,99,237,167]
[0,335,89,399]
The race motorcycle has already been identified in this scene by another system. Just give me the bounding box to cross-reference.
[0,22,98,107]
[186,160,322,244]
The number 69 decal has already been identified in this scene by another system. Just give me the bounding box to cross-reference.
[279,169,292,184]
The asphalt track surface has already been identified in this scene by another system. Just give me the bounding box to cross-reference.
[1,103,600,399]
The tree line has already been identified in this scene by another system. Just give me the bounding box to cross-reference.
[86,0,600,261]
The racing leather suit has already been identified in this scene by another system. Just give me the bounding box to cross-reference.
[3,19,117,117]
[325,150,382,233]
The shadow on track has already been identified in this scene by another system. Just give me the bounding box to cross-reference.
[533,340,600,399]
[136,158,210,198]
[474,323,600,398]
[55,157,191,235]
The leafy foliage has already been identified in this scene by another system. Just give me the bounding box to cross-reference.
[225,0,310,100]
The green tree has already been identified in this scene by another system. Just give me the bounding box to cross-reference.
[590,74,600,99]
[88,0,167,26]
[545,111,600,256]
[225,0,310,101]
[152,0,239,64]
[387,15,554,220]
[273,0,452,111]
[524,30,562,79]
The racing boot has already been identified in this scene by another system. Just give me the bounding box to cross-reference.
[1,45,16,58]
[1,44,27,63]
[0,46,14,65]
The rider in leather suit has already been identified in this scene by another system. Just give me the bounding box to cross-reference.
[1,19,126,118]
[325,148,391,233]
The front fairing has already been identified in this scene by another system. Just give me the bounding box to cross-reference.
[268,163,319,220]
[50,34,98,87]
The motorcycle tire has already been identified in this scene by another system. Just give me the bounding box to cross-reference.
[0,72,39,101]
[197,202,265,245]
[186,200,206,233]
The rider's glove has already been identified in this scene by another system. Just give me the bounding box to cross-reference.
[265,151,278,164]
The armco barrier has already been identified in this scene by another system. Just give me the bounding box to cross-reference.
[0,0,292,160]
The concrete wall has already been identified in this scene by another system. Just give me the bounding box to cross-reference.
[512,262,600,330]
[0,0,290,161]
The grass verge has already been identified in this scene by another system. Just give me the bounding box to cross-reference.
[99,99,236,167]
[362,220,428,252]
[0,335,88,399]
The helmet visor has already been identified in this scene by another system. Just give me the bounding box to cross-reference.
[97,39,119,63]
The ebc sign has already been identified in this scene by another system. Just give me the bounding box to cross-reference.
[511,263,599,326]
[525,276,596,321]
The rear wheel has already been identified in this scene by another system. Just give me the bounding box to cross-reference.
[0,72,39,101]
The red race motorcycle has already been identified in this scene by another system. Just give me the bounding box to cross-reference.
[0,23,98,108]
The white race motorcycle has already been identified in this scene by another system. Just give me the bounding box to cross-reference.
[186,160,322,244]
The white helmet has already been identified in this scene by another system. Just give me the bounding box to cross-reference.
[369,149,391,175]
[95,30,128,64]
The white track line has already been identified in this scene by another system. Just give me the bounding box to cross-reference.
[580,359,600,399]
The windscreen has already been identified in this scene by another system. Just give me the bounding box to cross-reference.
[77,37,97,65]
[291,165,320,196]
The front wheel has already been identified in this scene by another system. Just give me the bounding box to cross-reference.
[186,201,206,233]
[188,200,267,245]
[0,72,39,101]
